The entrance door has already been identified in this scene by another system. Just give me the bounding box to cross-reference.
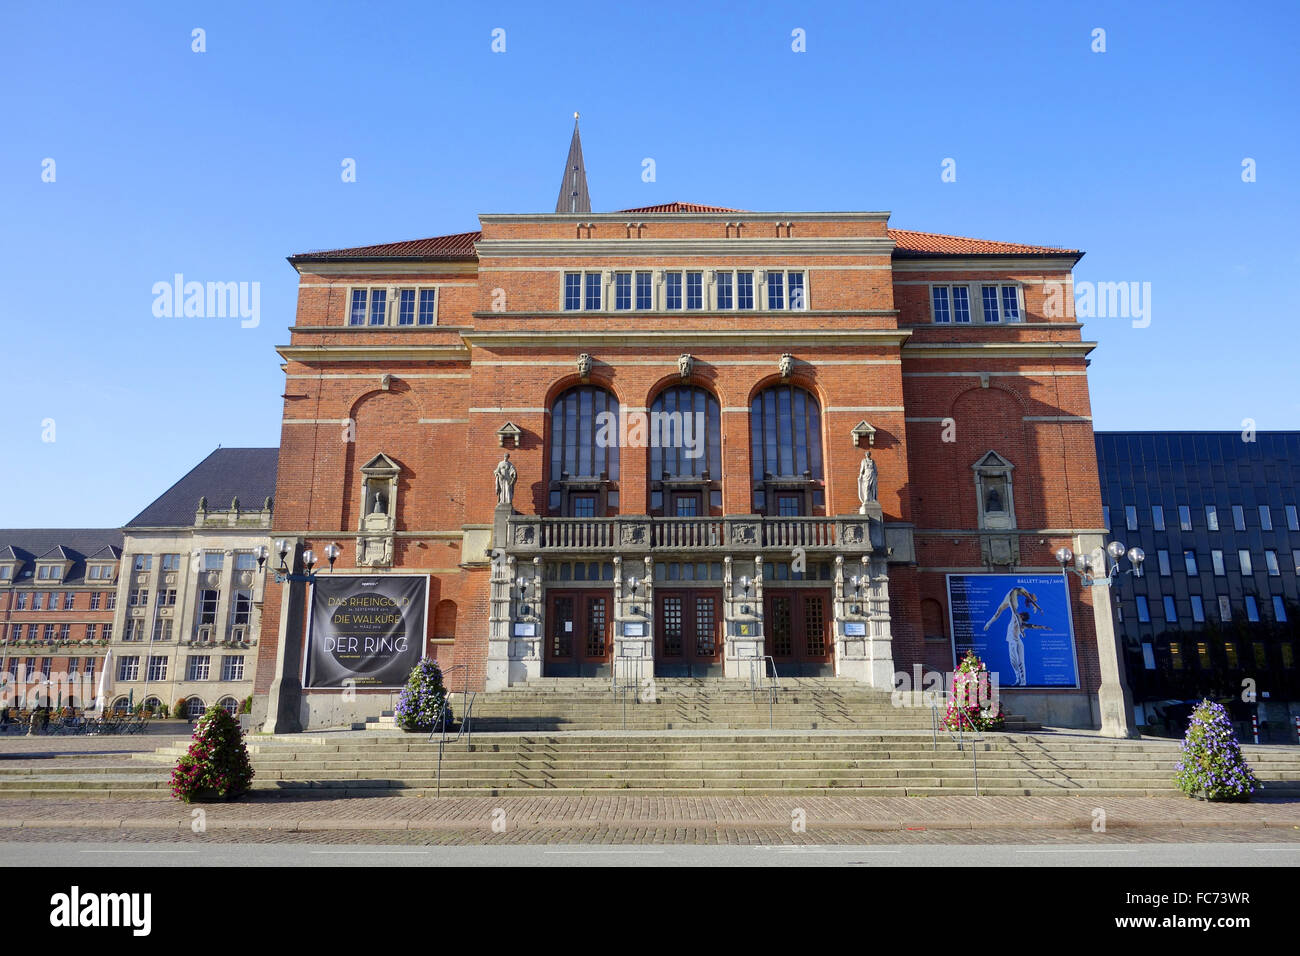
[545,590,613,677]
[764,589,833,677]
[656,590,722,677]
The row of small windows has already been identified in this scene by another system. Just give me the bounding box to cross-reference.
[347,287,438,327]
[2,623,113,642]
[563,270,807,312]
[115,654,245,682]
[1107,504,1300,534]
[6,658,96,682]
[0,563,116,583]
[931,284,1023,323]
[11,591,115,611]
[128,553,261,573]
[1151,548,1297,578]
[1131,593,1291,625]
[1143,639,1295,672]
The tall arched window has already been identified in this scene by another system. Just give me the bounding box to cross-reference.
[649,386,722,516]
[549,386,620,516]
[750,384,824,515]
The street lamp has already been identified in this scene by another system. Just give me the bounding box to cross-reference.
[516,576,531,616]
[739,575,752,615]
[323,542,340,571]
[1055,540,1145,586]
[254,545,268,571]
[274,541,340,584]
[849,575,863,615]
[627,576,641,616]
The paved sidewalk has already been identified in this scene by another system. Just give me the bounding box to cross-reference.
[2,793,1299,833]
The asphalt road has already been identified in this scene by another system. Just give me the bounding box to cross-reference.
[8,841,1300,866]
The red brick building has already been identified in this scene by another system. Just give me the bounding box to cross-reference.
[260,122,1121,732]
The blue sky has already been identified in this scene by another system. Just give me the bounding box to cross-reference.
[1,0,1297,526]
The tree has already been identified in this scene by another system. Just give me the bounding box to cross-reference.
[393,658,451,732]
[1173,699,1259,801]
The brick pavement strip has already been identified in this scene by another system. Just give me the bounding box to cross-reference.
[2,794,1299,834]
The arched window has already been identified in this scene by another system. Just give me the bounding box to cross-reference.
[750,384,824,515]
[549,386,620,516]
[218,696,240,716]
[186,697,206,720]
[649,386,721,516]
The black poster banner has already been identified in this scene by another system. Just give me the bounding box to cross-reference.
[304,575,428,688]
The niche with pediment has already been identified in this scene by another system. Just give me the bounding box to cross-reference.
[356,453,400,567]
[972,451,1016,531]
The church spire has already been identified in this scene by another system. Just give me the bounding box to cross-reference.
[555,112,591,214]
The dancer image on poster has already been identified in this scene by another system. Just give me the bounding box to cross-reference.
[983,586,1044,686]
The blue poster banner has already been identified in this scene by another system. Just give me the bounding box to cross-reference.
[946,574,1078,689]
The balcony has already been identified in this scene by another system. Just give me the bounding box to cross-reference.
[506,512,879,555]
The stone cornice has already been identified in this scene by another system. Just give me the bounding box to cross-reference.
[459,329,913,349]
[891,256,1081,271]
[276,344,472,363]
[479,211,892,224]
[901,341,1096,358]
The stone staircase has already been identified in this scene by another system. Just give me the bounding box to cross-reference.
[364,678,1041,733]
[6,730,1300,799]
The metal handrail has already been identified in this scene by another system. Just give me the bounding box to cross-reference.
[433,664,476,797]
[747,655,780,728]
[931,695,983,794]
[611,656,646,730]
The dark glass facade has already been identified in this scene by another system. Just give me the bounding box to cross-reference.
[1096,432,1300,739]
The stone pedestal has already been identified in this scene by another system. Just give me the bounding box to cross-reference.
[1091,579,1138,738]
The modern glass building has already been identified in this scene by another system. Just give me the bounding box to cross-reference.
[1096,432,1300,740]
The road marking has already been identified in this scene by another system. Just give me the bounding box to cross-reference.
[308,850,431,855]
[545,850,667,855]
[1253,847,1300,851]
[776,849,901,854]
[80,850,199,854]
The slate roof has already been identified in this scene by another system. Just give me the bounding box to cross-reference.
[0,530,123,587]
[125,448,279,528]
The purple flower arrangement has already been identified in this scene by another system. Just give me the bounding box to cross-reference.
[169,705,255,802]
[1172,699,1260,801]
[394,657,451,732]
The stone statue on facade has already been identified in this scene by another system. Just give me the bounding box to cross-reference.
[494,453,517,507]
[778,353,794,379]
[678,353,693,381]
[577,353,592,379]
[857,451,878,513]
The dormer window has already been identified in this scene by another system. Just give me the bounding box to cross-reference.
[36,564,63,582]
[87,564,116,581]
[0,565,12,582]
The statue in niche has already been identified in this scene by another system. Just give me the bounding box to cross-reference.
[986,485,1003,513]
[371,491,387,515]
[857,451,878,512]
[494,453,517,507]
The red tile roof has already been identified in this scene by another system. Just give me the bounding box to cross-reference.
[616,201,745,214]
[293,219,1078,261]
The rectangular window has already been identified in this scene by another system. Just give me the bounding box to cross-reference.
[32,593,44,610]
[1224,640,1239,667]
[952,286,971,323]
[777,495,802,517]
[85,624,96,641]
[59,624,70,641]
[221,655,245,681]
[1163,595,1178,623]
[231,590,253,627]
[1157,550,1171,576]
[767,272,784,309]
[1284,643,1295,668]
[716,271,733,309]
[102,623,112,640]
[418,289,436,325]
[118,656,140,682]
[1151,505,1165,531]
[161,554,181,571]
[125,619,143,642]
[134,555,152,572]
[235,552,257,571]
[1274,596,1288,623]
[614,272,631,310]
[931,286,951,323]
[1205,505,1219,531]
[1259,505,1273,531]
[1000,285,1021,322]
[584,272,601,310]
[397,289,415,325]
[665,272,682,310]
[15,593,26,610]
[43,623,55,642]
[63,592,74,610]
[1196,642,1211,669]
[572,496,595,518]
[152,618,172,642]
[1294,550,1300,575]
[1169,642,1184,670]
[787,272,806,310]
[736,271,754,310]
[368,289,387,326]
[204,552,224,571]
[1239,550,1253,576]
[1184,551,1198,576]
[1101,506,1110,531]
[981,285,1001,323]
[635,272,653,310]
[563,273,581,310]
[1136,595,1150,622]
[67,657,79,677]
[1190,595,1205,623]
[685,271,703,309]
[1265,550,1280,576]
[129,589,149,607]
[1212,550,1225,576]
[186,656,211,681]
[1219,595,1232,620]
[1286,504,1299,531]
[199,590,219,626]
[1125,505,1138,531]
[106,593,116,611]
[349,289,367,326]
[1232,505,1246,531]
[146,656,167,681]
[1178,505,1192,531]
[1245,595,1260,622]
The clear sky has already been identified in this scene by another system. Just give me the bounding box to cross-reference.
[1,0,1297,527]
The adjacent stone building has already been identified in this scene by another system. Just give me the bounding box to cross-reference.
[258,122,1118,732]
